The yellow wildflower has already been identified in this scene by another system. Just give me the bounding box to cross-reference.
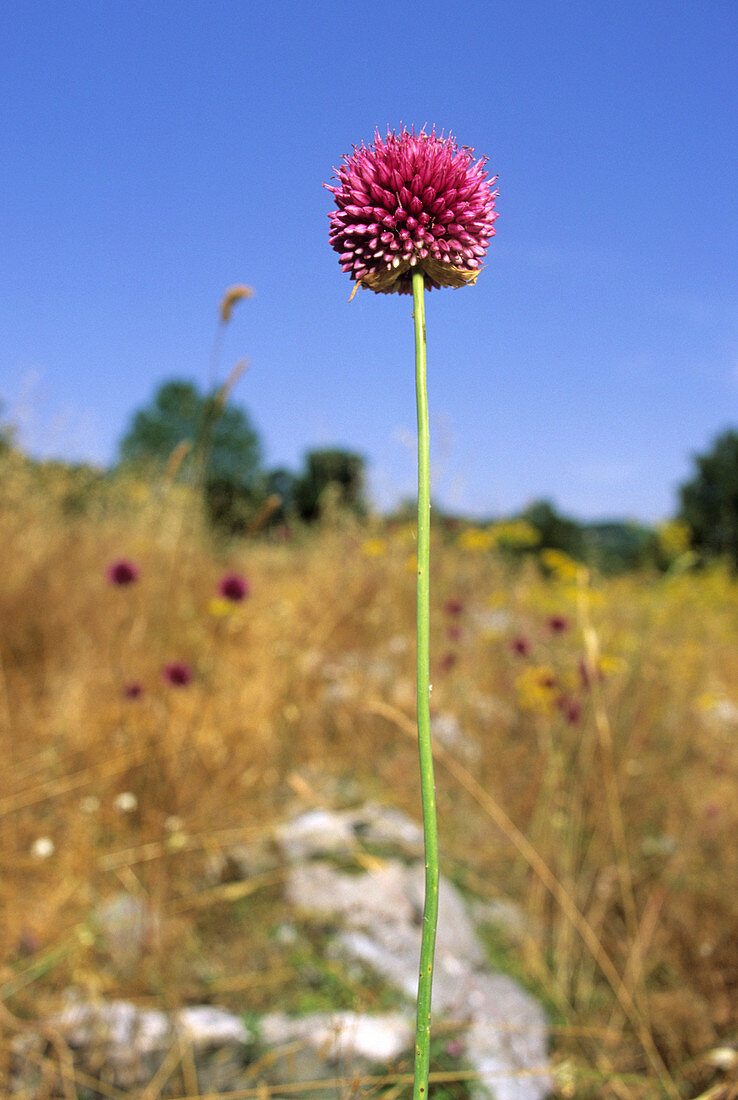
[598,654,627,677]
[458,526,497,552]
[492,520,540,549]
[361,537,388,558]
[207,597,234,618]
[515,665,559,715]
[540,548,580,582]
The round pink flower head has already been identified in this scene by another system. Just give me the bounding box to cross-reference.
[162,661,192,687]
[217,572,250,602]
[327,127,498,295]
[106,559,139,586]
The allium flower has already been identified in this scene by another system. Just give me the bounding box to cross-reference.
[557,696,582,725]
[217,572,250,602]
[163,661,192,687]
[547,615,569,634]
[438,651,457,674]
[106,559,139,585]
[327,127,498,295]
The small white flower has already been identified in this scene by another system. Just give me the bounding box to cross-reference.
[79,795,101,814]
[113,791,138,813]
[31,837,55,859]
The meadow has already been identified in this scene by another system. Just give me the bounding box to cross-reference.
[1,448,736,1099]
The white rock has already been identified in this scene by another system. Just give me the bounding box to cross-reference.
[57,997,170,1055]
[463,972,551,1100]
[276,808,356,862]
[176,1006,251,1049]
[260,1011,412,1065]
[349,803,425,854]
[282,830,552,1099]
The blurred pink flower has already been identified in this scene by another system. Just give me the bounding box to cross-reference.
[106,559,139,585]
[558,696,582,724]
[547,615,569,634]
[438,651,457,674]
[217,572,250,602]
[163,662,192,687]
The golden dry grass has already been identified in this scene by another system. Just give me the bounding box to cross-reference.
[1,449,737,1099]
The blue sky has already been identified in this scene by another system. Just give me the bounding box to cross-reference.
[2,1,737,521]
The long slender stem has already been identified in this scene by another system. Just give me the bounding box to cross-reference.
[411,269,439,1100]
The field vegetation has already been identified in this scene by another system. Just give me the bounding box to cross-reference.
[1,447,736,1098]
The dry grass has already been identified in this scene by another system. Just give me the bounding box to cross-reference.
[1,448,737,1099]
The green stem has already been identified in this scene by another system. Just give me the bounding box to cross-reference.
[411,269,439,1100]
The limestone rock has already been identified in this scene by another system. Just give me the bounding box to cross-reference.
[177,1004,252,1049]
[281,809,552,1100]
[275,804,425,864]
[261,1010,413,1066]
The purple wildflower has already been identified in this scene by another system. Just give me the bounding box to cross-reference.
[106,559,139,586]
[443,597,464,617]
[511,636,531,658]
[438,651,457,674]
[217,572,250,602]
[547,615,569,634]
[557,696,582,725]
[163,661,192,687]
[327,127,498,295]
[123,681,144,700]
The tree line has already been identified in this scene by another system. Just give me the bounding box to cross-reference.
[117,379,367,533]
[4,381,738,571]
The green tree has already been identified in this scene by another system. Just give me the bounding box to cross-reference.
[119,380,261,484]
[678,428,738,563]
[581,521,656,574]
[263,467,298,523]
[118,379,264,532]
[520,499,585,558]
[0,402,16,455]
[293,448,366,522]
